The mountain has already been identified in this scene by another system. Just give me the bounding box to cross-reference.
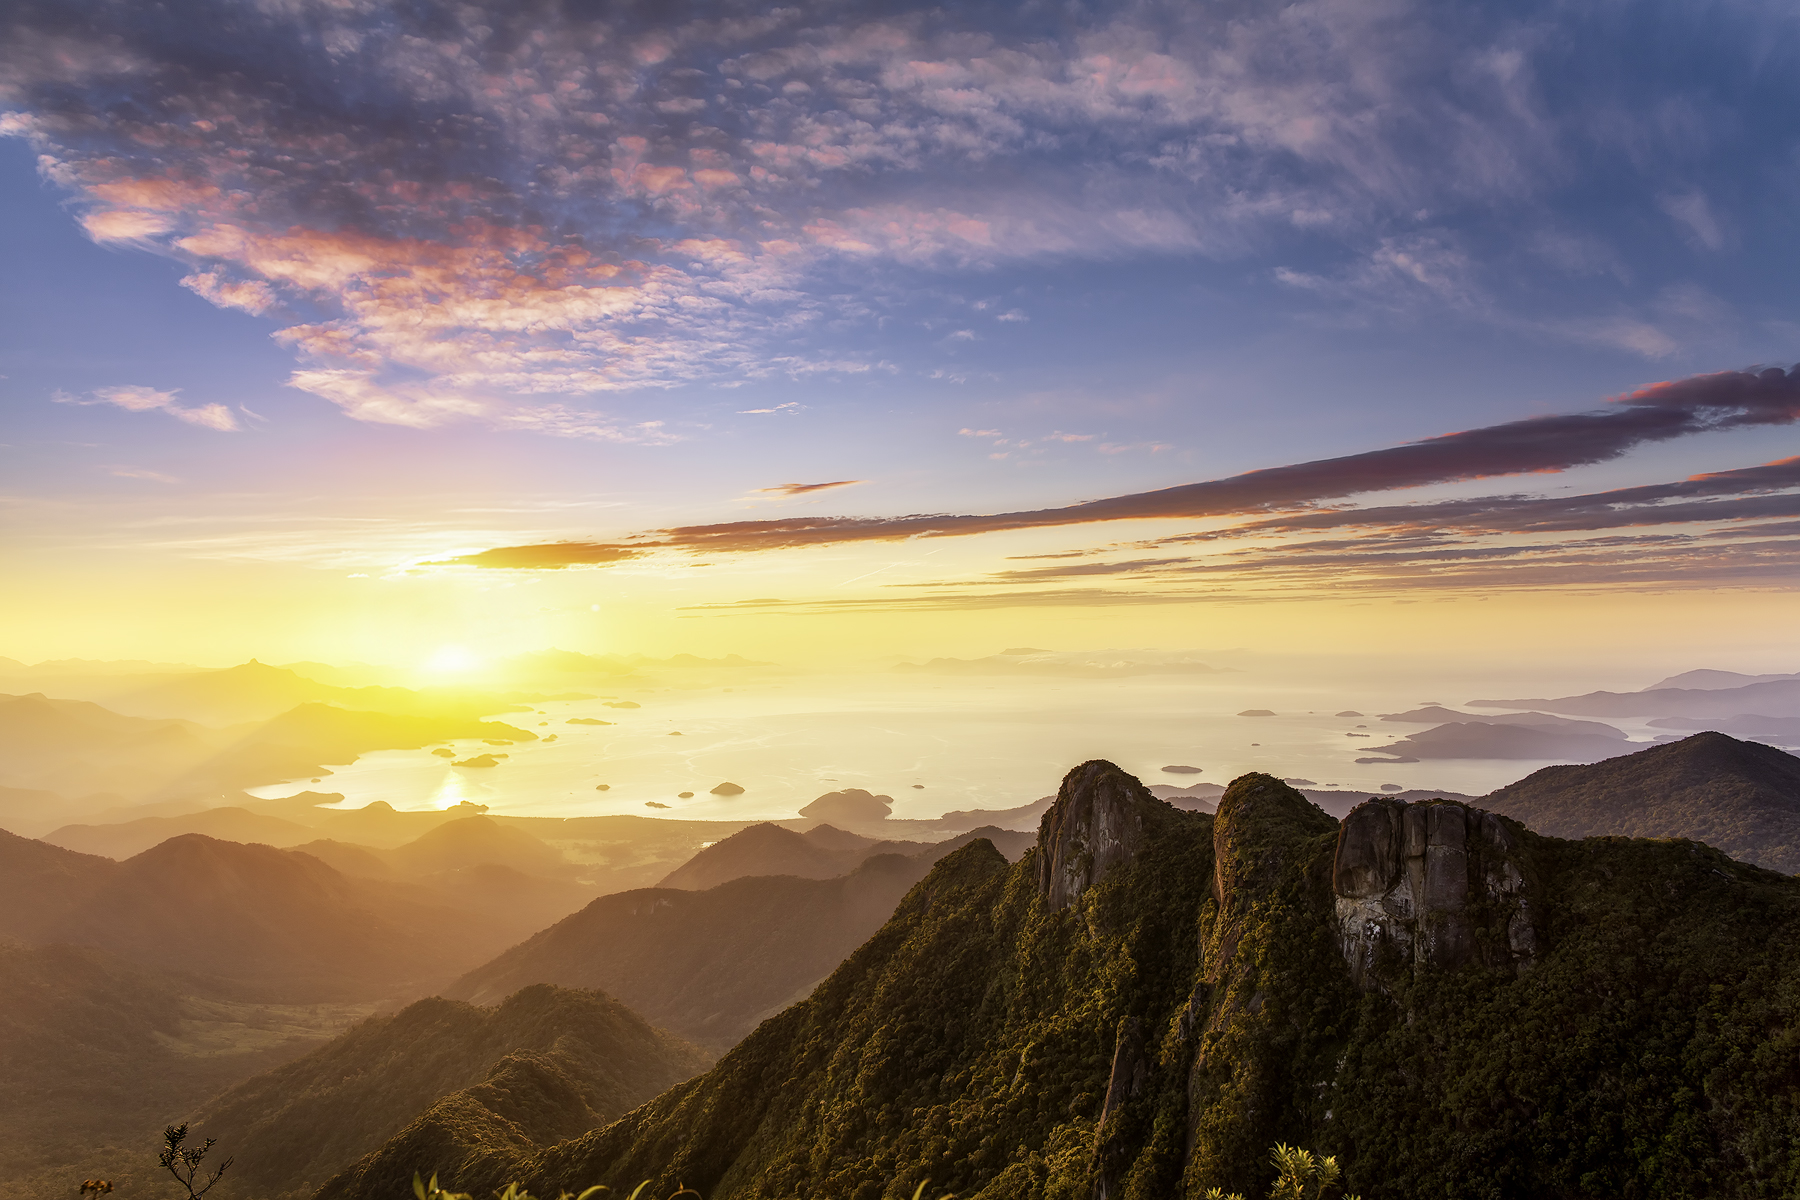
[43,806,323,858]
[328,761,1800,1200]
[1359,721,1643,762]
[193,985,706,1200]
[1379,705,1628,737]
[443,853,938,1051]
[657,821,1036,893]
[658,823,862,889]
[385,815,573,879]
[658,821,928,890]
[0,831,521,1001]
[289,817,599,937]
[1648,714,1800,746]
[1471,678,1800,718]
[1646,669,1800,690]
[33,815,597,972]
[1482,731,1800,873]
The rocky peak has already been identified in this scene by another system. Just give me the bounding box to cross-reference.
[1333,798,1537,990]
[1036,760,1158,909]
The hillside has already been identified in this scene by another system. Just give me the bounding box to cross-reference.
[332,761,1800,1200]
[444,853,937,1050]
[1483,730,1800,873]
[0,941,362,1200]
[194,985,706,1200]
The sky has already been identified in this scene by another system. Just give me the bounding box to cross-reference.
[2,0,1799,673]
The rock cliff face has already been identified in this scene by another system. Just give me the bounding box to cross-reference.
[1333,798,1537,990]
[1036,759,1158,909]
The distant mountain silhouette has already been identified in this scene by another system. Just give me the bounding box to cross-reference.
[1361,721,1643,762]
[1380,706,1627,737]
[44,806,322,858]
[194,985,706,1200]
[1472,678,1800,718]
[0,831,524,1001]
[3,689,533,803]
[36,814,601,959]
[657,821,1034,891]
[657,822,874,889]
[1645,669,1800,691]
[1483,731,1800,873]
[386,815,574,879]
[1647,714,1800,746]
[443,853,938,1050]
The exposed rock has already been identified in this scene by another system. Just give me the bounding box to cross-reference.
[1036,760,1159,910]
[453,754,502,768]
[1238,709,1275,716]
[1333,798,1537,990]
[1093,1016,1150,1200]
[709,782,744,795]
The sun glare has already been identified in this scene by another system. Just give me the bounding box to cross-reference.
[424,644,479,675]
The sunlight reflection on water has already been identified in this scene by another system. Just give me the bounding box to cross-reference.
[245,664,1674,825]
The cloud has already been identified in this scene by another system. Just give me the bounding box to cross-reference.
[430,543,648,569]
[106,466,180,483]
[58,384,241,431]
[754,480,864,496]
[738,402,805,415]
[5,0,1775,431]
[443,365,1800,566]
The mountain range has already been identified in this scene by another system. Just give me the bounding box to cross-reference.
[320,758,1800,1200]
[0,829,520,1001]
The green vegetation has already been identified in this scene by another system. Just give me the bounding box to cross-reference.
[198,986,707,1200]
[321,764,1800,1200]
[1484,731,1800,873]
[159,1124,231,1200]
[1200,1144,1360,1200]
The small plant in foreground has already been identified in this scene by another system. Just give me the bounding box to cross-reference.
[413,1173,699,1200]
[1203,1142,1360,1200]
[159,1125,232,1200]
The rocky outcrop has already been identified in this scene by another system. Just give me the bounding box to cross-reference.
[1092,1017,1149,1200]
[1333,798,1537,990]
[1036,760,1159,909]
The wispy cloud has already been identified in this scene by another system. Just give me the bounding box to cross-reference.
[5,0,1774,435]
[440,365,1800,563]
[754,480,864,496]
[56,384,240,431]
